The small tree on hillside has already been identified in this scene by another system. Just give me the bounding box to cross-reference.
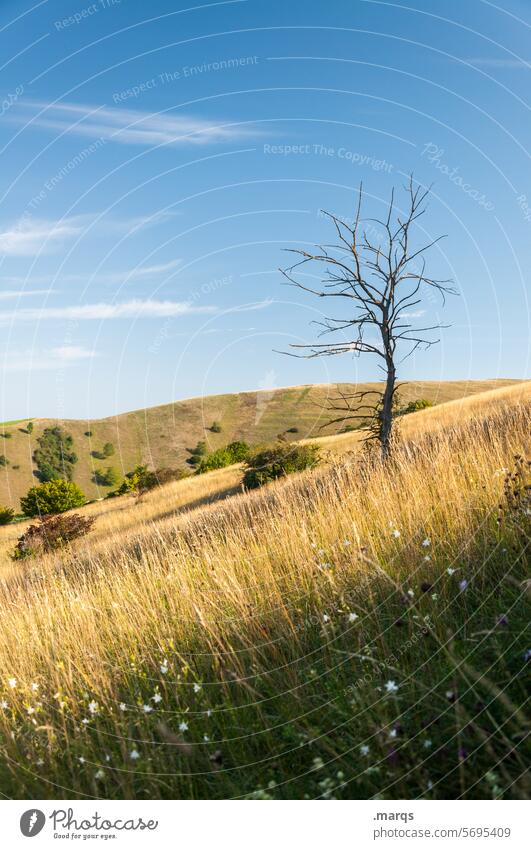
[281,178,455,459]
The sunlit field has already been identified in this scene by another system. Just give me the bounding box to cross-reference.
[0,382,529,799]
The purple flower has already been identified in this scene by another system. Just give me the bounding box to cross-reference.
[496,614,509,627]
[459,579,468,592]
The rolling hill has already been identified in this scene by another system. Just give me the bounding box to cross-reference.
[0,378,523,508]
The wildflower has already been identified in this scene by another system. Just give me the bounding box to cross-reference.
[0,700,8,709]
[388,728,398,739]
[319,562,332,570]
[496,614,508,627]
[385,680,399,694]
[203,734,210,742]
[312,756,324,770]
[524,649,531,662]
[36,758,44,766]
[119,702,127,712]
[459,579,468,592]
[179,721,188,732]
[424,555,431,562]
[160,663,168,675]
[446,690,456,702]
[360,745,370,756]
[95,769,105,780]
[130,749,140,760]
[407,589,415,597]
[78,757,85,764]
[343,539,351,546]
[348,612,358,622]
[8,678,17,689]
[193,683,202,693]
[447,568,456,576]
[423,739,432,749]
[81,718,90,725]
[31,683,39,692]
[323,614,330,623]
[88,700,99,715]
[431,593,438,601]
[422,538,431,547]
[152,693,162,703]
[142,704,153,713]
[26,706,35,715]
[206,709,212,717]
[392,529,401,538]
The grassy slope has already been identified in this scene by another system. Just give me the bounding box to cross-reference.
[0,382,529,800]
[0,378,522,509]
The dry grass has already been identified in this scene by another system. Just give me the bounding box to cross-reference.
[0,382,529,799]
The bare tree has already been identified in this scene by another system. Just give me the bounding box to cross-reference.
[281,177,455,459]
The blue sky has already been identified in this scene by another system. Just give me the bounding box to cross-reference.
[0,0,529,419]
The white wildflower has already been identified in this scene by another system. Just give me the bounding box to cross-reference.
[193,683,202,693]
[348,612,358,622]
[31,683,39,692]
[360,744,370,756]
[385,680,399,694]
[88,700,99,715]
[130,749,140,760]
[152,693,162,704]
[8,678,17,689]
[119,702,127,712]
[160,663,168,675]
[142,704,153,713]
[392,529,401,538]
[447,568,455,575]
[422,538,431,547]
[95,769,105,780]
[179,721,188,732]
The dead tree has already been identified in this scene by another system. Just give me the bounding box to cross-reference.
[281,177,455,459]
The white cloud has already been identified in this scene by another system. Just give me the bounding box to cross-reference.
[0,299,217,323]
[11,100,255,147]
[401,310,426,319]
[2,346,97,372]
[0,289,52,299]
[0,217,84,256]
[50,345,96,361]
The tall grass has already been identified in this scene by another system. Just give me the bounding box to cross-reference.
[0,392,529,799]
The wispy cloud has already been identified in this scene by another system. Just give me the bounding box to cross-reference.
[11,100,255,147]
[0,289,52,300]
[465,57,531,68]
[0,299,217,323]
[2,345,97,372]
[0,218,84,256]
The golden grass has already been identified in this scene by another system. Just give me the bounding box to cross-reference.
[0,381,528,798]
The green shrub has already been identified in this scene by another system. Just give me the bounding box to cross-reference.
[102,442,114,457]
[20,479,86,517]
[94,466,121,487]
[26,422,34,435]
[0,506,15,525]
[243,442,320,489]
[187,440,208,466]
[13,513,95,559]
[286,426,299,434]
[399,398,434,415]
[33,426,77,481]
[84,430,92,437]
[2,432,12,439]
[196,441,250,474]
[0,455,9,467]
[113,466,188,497]
[210,421,222,433]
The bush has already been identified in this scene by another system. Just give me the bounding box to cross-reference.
[243,442,320,489]
[399,398,434,416]
[12,464,20,470]
[102,442,114,458]
[13,513,95,559]
[0,455,9,467]
[113,466,188,497]
[187,440,208,466]
[94,466,121,487]
[84,430,92,437]
[196,441,250,474]
[34,426,77,481]
[26,422,34,435]
[210,421,222,433]
[0,506,15,525]
[20,479,86,517]
[2,432,12,439]
[286,426,299,434]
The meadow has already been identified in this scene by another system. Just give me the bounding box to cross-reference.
[0,381,529,799]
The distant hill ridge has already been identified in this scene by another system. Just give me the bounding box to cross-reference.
[0,379,522,508]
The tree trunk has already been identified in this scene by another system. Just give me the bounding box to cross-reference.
[380,359,396,460]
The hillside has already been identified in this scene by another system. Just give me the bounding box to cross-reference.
[0,378,523,509]
[0,381,528,799]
